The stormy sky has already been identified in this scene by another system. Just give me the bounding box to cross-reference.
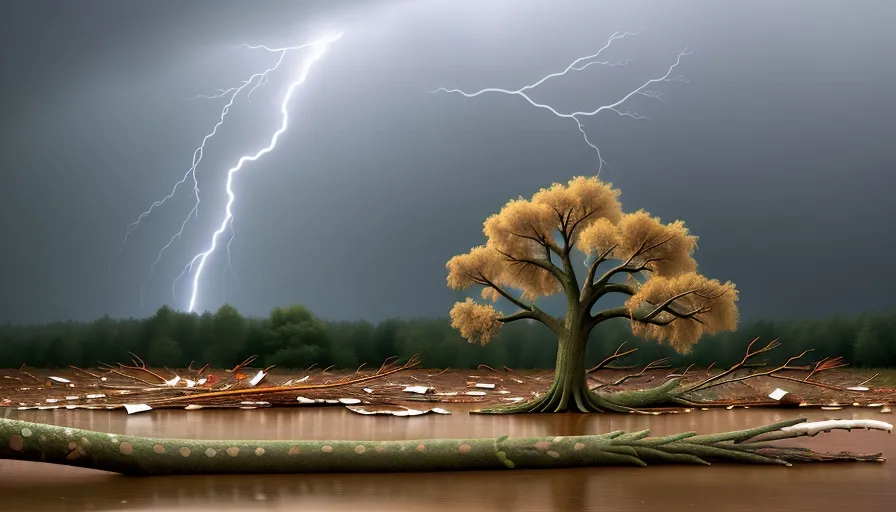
[1,0,893,325]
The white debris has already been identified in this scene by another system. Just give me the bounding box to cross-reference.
[402,386,432,394]
[45,398,59,403]
[512,378,524,384]
[847,386,870,392]
[781,419,893,435]
[345,405,451,417]
[393,408,426,416]
[465,391,487,396]
[37,406,58,410]
[185,379,196,388]
[165,376,181,387]
[65,405,77,410]
[363,388,374,394]
[296,376,310,383]
[248,371,266,387]
[100,377,107,382]
[435,392,458,396]
[338,398,362,405]
[498,390,511,394]
[768,388,788,401]
[296,396,315,404]
[324,399,339,404]
[124,403,153,415]
[505,397,525,403]
[869,403,885,407]
[48,376,71,384]
[184,404,203,410]
[197,378,207,385]
[474,383,496,389]
[85,393,106,399]
[881,406,892,414]
[821,406,843,410]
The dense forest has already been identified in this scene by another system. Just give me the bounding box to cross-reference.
[1,304,895,370]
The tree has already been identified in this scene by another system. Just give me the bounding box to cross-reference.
[446,176,739,413]
[265,304,330,368]
[206,304,246,366]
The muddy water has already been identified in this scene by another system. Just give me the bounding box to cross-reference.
[1,406,893,511]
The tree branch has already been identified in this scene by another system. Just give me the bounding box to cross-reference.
[469,273,563,334]
[493,248,568,290]
[497,311,537,323]
[586,341,638,374]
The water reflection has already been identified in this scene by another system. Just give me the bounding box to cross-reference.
[1,406,892,511]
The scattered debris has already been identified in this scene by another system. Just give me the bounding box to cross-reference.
[769,388,788,401]
[47,376,71,384]
[124,404,152,415]
[473,383,496,389]
[248,371,266,387]
[345,405,451,416]
[402,386,433,394]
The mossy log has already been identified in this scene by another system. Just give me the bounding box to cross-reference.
[0,417,890,476]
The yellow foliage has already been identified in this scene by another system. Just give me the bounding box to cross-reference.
[578,218,620,257]
[530,176,622,243]
[450,298,502,345]
[626,273,739,353]
[446,245,504,290]
[446,175,739,355]
[615,211,698,276]
[482,198,555,257]
[497,253,563,301]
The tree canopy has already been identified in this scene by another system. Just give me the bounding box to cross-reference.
[447,176,739,353]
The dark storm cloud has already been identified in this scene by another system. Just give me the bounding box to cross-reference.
[1,0,894,325]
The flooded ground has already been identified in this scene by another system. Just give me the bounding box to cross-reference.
[1,406,893,511]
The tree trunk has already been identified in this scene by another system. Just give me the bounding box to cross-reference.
[478,326,611,413]
[476,327,684,414]
[539,330,594,412]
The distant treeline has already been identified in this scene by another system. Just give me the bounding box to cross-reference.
[1,304,895,370]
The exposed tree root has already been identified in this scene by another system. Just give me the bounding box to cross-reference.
[0,417,889,475]
[474,378,684,414]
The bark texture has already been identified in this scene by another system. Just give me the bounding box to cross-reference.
[0,417,886,475]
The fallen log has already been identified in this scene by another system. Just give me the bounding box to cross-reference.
[0,417,890,475]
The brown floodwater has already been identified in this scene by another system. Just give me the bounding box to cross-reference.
[1,406,893,511]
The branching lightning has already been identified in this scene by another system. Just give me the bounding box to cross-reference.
[114,31,342,313]
[432,29,691,175]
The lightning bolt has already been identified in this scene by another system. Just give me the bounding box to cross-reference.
[113,32,341,313]
[432,29,691,175]
[174,32,343,313]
